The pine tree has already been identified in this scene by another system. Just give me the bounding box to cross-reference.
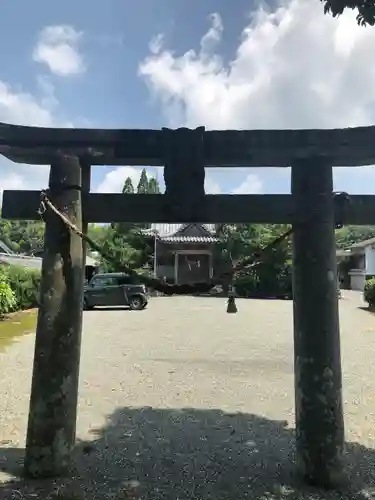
[137,169,149,194]
[111,177,135,233]
[122,177,134,194]
[148,177,161,194]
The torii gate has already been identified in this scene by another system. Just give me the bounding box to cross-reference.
[2,122,375,488]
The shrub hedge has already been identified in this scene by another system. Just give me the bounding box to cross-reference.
[233,266,293,299]
[364,277,375,308]
[0,281,17,318]
[0,264,41,317]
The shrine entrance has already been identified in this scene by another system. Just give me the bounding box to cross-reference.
[2,122,375,489]
[176,250,211,285]
[144,223,217,284]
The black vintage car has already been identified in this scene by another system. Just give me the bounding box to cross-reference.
[83,272,148,311]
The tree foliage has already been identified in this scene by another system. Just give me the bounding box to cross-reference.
[136,168,150,194]
[0,214,44,255]
[122,177,135,194]
[100,171,161,271]
[216,223,293,297]
[0,264,41,317]
[148,177,161,194]
[0,267,17,317]
[322,0,375,26]
[335,225,375,249]
[364,277,375,306]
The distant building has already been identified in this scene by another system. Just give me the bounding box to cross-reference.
[337,237,375,291]
[143,223,220,284]
[0,237,42,270]
[0,239,99,277]
[0,252,42,270]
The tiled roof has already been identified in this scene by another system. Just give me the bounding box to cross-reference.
[142,223,219,244]
[350,236,375,249]
[0,253,42,270]
[0,252,100,269]
[146,223,216,237]
[160,235,218,244]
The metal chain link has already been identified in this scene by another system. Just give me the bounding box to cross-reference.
[37,189,350,296]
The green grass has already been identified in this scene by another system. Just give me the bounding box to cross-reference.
[0,309,37,352]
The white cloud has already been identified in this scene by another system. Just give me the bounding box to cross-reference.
[231,174,263,194]
[0,81,57,127]
[0,164,51,206]
[0,80,73,200]
[139,1,375,194]
[33,25,85,76]
[200,13,223,54]
[149,34,165,55]
[205,169,264,194]
[0,173,24,205]
[205,174,222,194]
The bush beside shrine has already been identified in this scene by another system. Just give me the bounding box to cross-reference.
[0,269,17,318]
[364,278,375,308]
[0,264,41,316]
[233,264,293,299]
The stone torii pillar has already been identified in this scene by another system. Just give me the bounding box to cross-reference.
[24,155,84,478]
[291,156,345,488]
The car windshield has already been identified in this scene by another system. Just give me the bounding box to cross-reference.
[90,276,117,287]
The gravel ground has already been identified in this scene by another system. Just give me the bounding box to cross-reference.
[1,292,375,499]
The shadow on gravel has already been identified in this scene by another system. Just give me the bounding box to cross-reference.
[358,306,375,315]
[84,307,133,312]
[1,407,375,499]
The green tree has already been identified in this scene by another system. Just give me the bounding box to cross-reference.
[216,223,292,297]
[87,224,108,245]
[98,227,143,273]
[148,177,161,194]
[335,225,375,249]
[137,169,149,194]
[96,224,153,273]
[0,211,44,255]
[111,177,137,234]
[135,170,161,228]
[322,0,375,26]
[99,168,156,271]
[122,177,135,194]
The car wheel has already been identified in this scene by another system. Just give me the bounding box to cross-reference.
[129,296,145,311]
[83,298,94,311]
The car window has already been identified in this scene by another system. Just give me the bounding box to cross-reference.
[117,275,132,286]
[91,276,118,288]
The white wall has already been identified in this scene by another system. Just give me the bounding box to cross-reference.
[349,272,366,291]
[365,246,375,275]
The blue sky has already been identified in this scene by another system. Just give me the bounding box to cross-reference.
[1,0,375,200]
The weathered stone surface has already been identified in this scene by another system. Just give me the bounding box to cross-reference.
[163,127,205,222]
[24,155,84,478]
[5,191,375,225]
[291,157,345,488]
[1,121,375,166]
